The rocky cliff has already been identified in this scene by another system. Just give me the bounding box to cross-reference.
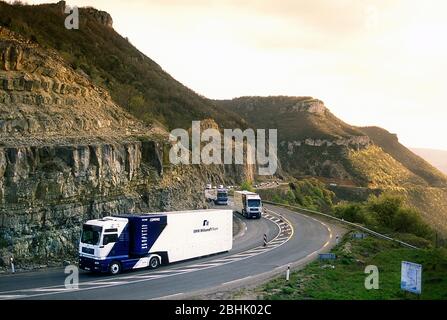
[0,27,220,269]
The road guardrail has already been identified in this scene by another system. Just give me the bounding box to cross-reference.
[263,200,419,249]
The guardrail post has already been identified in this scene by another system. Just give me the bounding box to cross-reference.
[10,257,15,274]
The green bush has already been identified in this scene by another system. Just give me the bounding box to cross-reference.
[240,181,254,192]
[258,178,335,212]
[334,193,434,241]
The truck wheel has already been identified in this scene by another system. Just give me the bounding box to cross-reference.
[149,256,160,269]
[109,261,121,275]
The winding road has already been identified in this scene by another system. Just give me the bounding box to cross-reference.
[0,201,338,300]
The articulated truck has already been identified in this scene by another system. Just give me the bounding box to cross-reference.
[79,209,233,275]
[234,191,263,219]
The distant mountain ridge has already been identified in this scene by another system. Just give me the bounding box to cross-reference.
[411,148,447,175]
[360,127,447,187]
[216,96,447,187]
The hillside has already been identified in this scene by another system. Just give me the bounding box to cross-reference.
[0,27,157,146]
[0,0,244,130]
[411,148,447,175]
[0,26,226,267]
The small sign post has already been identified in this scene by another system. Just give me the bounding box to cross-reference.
[401,261,422,295]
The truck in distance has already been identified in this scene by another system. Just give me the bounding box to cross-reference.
[205,188,229,205]
[79,209,233,275]
[215,188,229,205]
[234,191,263,219]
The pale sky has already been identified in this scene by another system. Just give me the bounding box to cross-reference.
[26,0,447,150]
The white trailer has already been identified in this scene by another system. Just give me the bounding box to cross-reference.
[79,209,233,275]
[150,209,233,263]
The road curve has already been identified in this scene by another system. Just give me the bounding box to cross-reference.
[0,203,335,300]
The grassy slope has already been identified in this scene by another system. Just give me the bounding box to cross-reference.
[348,146,447,235]
[348,145,427,188]
[256,235,447,300]
[0,1,244,130]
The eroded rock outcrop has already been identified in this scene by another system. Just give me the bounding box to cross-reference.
[280,98,327,115]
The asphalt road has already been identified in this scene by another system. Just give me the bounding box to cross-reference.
[0,202,335,300]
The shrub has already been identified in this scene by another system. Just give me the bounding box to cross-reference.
[240,181,254,192]
[335,193,434,241]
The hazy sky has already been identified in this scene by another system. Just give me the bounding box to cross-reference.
[27,0,447,150]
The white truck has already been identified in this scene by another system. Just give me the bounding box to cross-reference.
[79,209,233,275]
[234,191,263,219]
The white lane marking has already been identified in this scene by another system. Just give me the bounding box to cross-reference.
[152,292,184,300]
[0,295,26,300]
[149,269,185,274]
[184,263,222,268]
[27,288,71,292]
[306,252,318,258]
[249,247,270,252]
[231,252,259,258]
[272,237,288,242]
[81,281,127,286]
[268,240,285,245]
[169,268,206,273]
[132,275,161,280]
[205,259,232,263]
[222,276,253,286]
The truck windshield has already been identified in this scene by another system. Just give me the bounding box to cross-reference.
[81,225,102,245]
[247,199,261,207]
[217,192,227,198]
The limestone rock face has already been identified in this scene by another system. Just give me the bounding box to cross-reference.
[0,28,217,267]
[280,98,327,115]
[83,7,114,28]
